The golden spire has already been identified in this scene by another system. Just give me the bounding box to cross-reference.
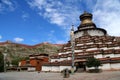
[80,11,93,24]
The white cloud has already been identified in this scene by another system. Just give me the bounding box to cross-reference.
[27,0,120,42]
[14,37,24,42]
[46,30,66,44]
[93,0,120,36]
[27,0,81,29]
[0,0,16,13]
[22,12,29,21]
[0,35,2,39]
[27,0,83,43]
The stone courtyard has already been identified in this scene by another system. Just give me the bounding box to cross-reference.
[0,71,120,80]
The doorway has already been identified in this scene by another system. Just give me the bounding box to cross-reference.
[75,62,86,72]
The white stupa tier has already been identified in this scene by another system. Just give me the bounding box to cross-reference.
[74,11,107,38]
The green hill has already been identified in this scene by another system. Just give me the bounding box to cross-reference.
[0,41,63,63]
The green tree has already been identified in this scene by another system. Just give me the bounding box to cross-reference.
[11,57,28,66]
[11,57,22,66]
[86,57,102,69]
[0,53,4,72]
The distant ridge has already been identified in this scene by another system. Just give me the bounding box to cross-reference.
[0,40,63,62]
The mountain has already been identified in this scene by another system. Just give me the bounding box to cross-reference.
[0,41,63,62]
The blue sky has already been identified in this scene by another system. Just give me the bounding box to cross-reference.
[0,0,120,45]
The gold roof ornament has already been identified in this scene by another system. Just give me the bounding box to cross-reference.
[77,11,97,30]
[80,11,93,25]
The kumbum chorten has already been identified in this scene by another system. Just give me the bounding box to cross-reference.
[42,11,120,72]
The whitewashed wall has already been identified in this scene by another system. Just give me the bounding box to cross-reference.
[28,67,35,71]
[68,57,72,60]
[59,66,71,72]
[58,52,64,55]
[111,63,120,69]
[42,66,52,72]
[86,67,95,71]
[51,66,60,72]
[100,47,108,50]
[114,47,120,49]
[86,48,98,51]
[42,66,72,72]
[51,59,60,62]
[74,30,104,38]
[104,54,114,58]
[75,50,83,52]
[76,44,84,46]
[59,51,71,55]
[114,54,120,57]
[86,42,94,45]
[60,58,68,61]
[88,30,104,36]
[101,63,111,70]
[84,63,120,71]
[74,32,83,38]
[94,54,103,58]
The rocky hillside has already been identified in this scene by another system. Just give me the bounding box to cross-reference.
[0,41,63,62]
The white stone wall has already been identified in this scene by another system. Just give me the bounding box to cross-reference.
[101,63,111,70]
[94,54,103,58]
[42,66,72,72]
[51,59,60,62]
[99,47,108,50]
[86,48,98,51]
[66,51,71,54]
[100,63,120,70]
[104,54,114,58]
[108,47,115,50]
[42,63,120,72]
[68,57,72,60]
[51,66,60,72]
[88,30,104,36]
[74,32,83,38]
[97,42,102,44]
[75,50,83,52]
[76,44,84,46]
[59,66,71,72]
[114,54,120,57]
[74,30,105,38]
[86,67,95,71]
[111,63,120,69]
[42,66,52,72]
[59,51,71,55]
[86,42,94,45]
[58,52,63,55]
[85,63,120,71]
[58,52,66,55]
[106,42,112,44]
[60,58,68,61]
[114,47,120,49]
[28,67,35,71]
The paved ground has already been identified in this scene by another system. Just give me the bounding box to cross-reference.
[0,71,120,80]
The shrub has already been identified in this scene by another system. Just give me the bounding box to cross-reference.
[86,57,102,69]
